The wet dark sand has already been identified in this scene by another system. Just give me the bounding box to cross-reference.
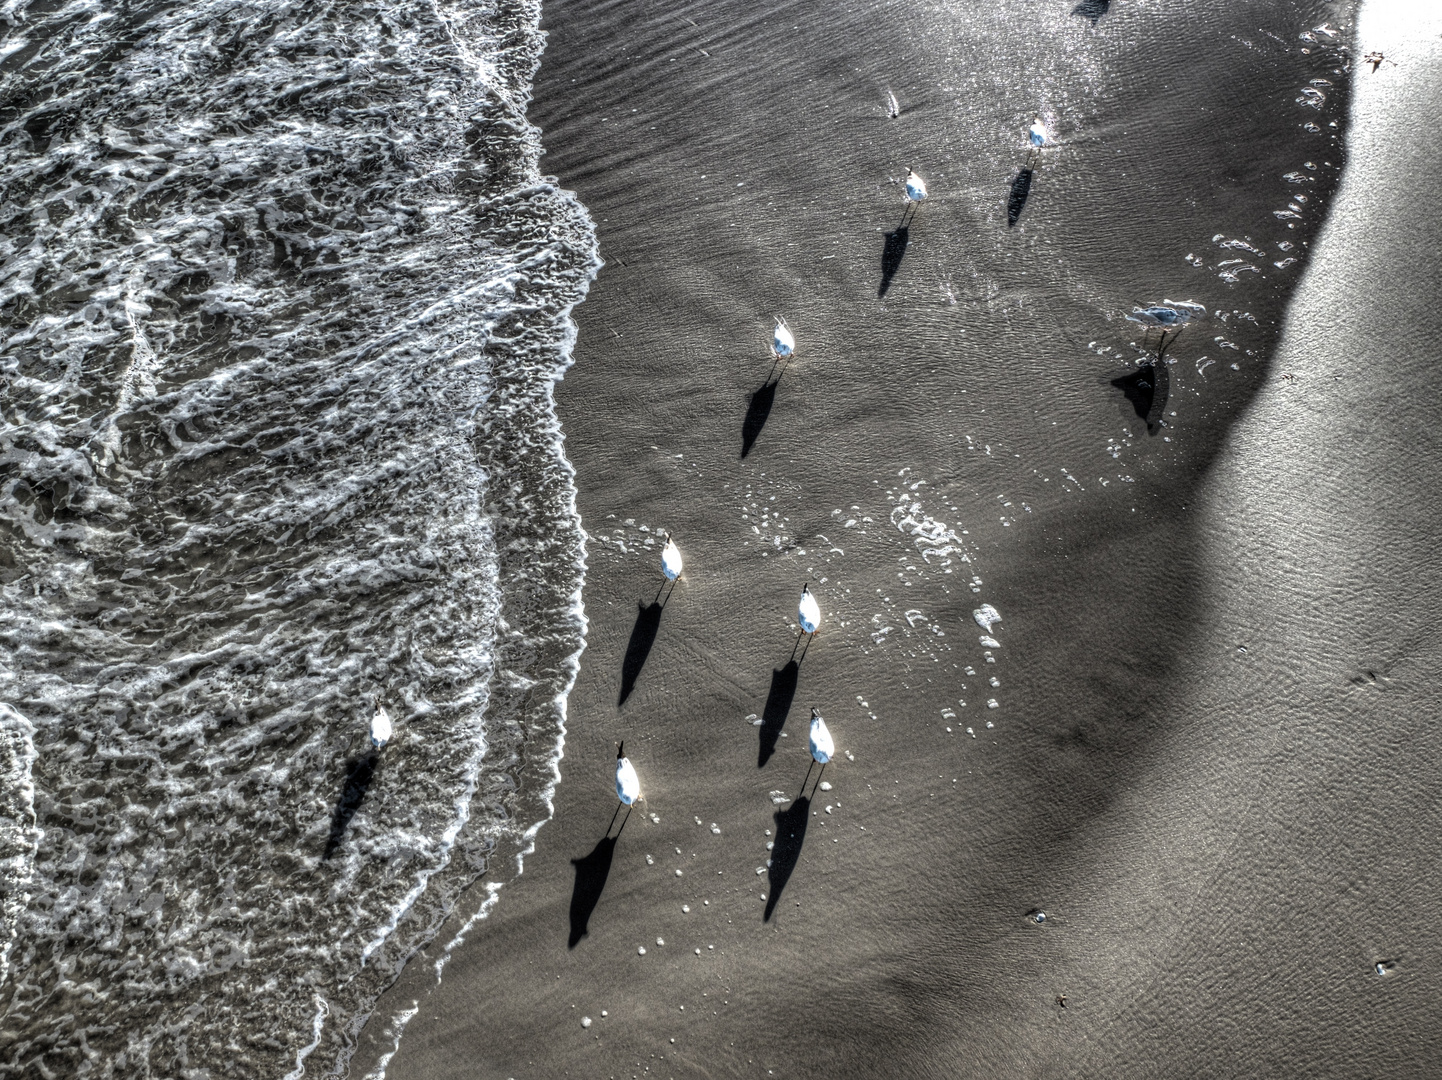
[357,0,1442,1075]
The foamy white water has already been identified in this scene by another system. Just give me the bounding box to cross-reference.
[0,0,597,1075]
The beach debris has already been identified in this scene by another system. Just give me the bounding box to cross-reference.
[886,89,900,118]
[661,534,683,582]
[747,713,761,726]
[710,823,721,834]
[973,604,1002,632]
[987,698,999,709]
[1056,995,1067,1009]
[819,781,832,791]
[798,583,821,636]
[979,635,1000,648]
[582,1016,592,1028]
[772,318,795,359]
[770,790,789,804]
[1029,910,1047,924]
[1363,51,1392,73]
[369,706,393,749]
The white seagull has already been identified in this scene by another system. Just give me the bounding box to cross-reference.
[904,168,928,204]
[615,743,642,807]
[370,705,393,749]
[798,583,821,637]
[1028,117,1049,148]
[661,534,683,582]
[772,319,795,359]
[808,707,834,764]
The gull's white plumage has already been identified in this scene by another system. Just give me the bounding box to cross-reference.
[615,744,642,806]
[772,320,795,358]
[809,708,834,764]
[904,169,928,203]
[798,584,821,635]
[370,706,393,749]
[661,535,683,581]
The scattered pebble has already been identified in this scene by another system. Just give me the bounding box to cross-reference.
[695,948,702,955]
[819,781,832,791]
[710,823,721,834]
[845,751,855,761]
[648,812,660,824]
[694,816,703,826]
[656,937,665,946]
[682,904,690,913]
[582,1017,592,1029]
[601,1011,607,1017]
[675,869,683,877]
[645,854,654,865]
[638,946,647,955]
[973,604,1002,631]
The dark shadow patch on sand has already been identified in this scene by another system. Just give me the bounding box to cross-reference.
[757,659,800,767]
[741,378,778,458]
[764,795,810,921]
[1112,360,1170,434]
[1072,0,1110,23]
[324,753,378,860]
[879,224,909,297]
[618,600,663,705]
[1007,169,1034,227]
[568,834,617,948]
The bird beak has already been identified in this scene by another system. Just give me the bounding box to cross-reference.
[617,742,624,759]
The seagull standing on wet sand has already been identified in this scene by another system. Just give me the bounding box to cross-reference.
[803,706,835,792]
[615,743,642,807]
[370,706,392,749]
[661,534,683,582]
[905,168,928,205]
[772,319,795,360]
[798,583,821,638]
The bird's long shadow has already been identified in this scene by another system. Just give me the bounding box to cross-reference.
[741,377,779,458]
[764,795,811,921]
[323,753,379,860]
[618,592,668,705]
[1072,0,1110,23]
[1007,169,1034,227]
[568,832,618,948]
[878,224,909,297]
[1111,359,1170,434]
[757,657,800,767]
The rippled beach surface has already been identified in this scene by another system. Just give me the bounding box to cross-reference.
[0,0,596,1075]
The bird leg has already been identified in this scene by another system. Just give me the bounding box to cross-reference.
[801,759,817,795]
[615,804,633,839]
[814,762,826,794]
[607,801,623,837]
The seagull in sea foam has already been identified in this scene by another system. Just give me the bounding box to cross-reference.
[370,706,392,750]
